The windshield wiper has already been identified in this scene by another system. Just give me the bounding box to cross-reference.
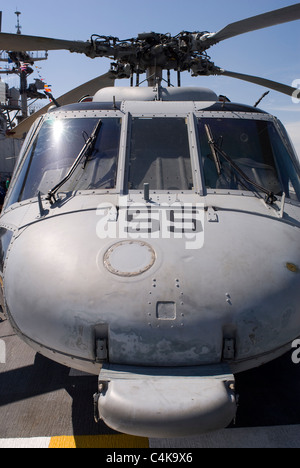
[46,119,102,204]
[204,124,222,176]
[204,123,277,204]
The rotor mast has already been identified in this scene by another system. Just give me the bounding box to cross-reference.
[146,65,163,87]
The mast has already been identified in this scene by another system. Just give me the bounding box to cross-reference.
[15,12,28,119]
[0,10,48,127]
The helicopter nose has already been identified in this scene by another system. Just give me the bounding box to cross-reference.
[3,204,300,373]
[3,209,223,369]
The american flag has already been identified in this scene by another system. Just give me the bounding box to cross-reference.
[20,62,29,72]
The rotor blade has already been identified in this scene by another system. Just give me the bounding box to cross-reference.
[7,72,115,139]
[219,69,298,97]
[0,32,91,55]
[205,4,300,45]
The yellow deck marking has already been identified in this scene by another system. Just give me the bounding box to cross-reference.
[48,434,149,448]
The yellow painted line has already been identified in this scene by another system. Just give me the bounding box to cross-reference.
[48,434,149,448]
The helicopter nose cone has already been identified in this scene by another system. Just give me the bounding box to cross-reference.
[3,203,300,373]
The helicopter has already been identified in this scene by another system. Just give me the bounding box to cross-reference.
[0,4,299,438]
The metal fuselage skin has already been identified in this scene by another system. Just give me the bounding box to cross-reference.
[0,87,299,436]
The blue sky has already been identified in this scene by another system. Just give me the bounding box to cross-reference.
[1,0,300,155]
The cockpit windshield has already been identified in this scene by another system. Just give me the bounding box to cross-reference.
[128,117,193,191]
[5,111,300,207]
[197,118,300,201]
[7,116,121,205]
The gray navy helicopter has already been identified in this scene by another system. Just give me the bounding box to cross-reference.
[0,4,300,438]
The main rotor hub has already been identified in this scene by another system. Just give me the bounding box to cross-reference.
[90,31,219,85]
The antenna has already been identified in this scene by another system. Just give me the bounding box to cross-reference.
[15,10,21,35]
[0,12,2,33]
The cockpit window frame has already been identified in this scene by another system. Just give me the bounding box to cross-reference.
[123,112,201,196]
[4,109,125,209]
[194,110,300,204]
[3,105,300,211]
[273,117,300,174]
[3,115,44,211]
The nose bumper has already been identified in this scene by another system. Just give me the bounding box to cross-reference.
[96,363,236,438]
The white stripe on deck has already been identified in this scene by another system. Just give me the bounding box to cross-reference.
[0,437,51,448]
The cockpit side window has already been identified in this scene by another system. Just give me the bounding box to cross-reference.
[128,117,193,191]
[197,118,283,196]
[6,116,121,206]
[268,123,300,201]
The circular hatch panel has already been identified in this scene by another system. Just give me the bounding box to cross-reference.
[103,241,156,277]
